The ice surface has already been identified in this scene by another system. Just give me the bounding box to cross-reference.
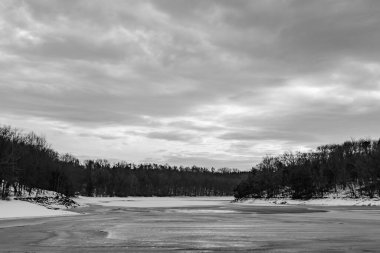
[76,196,233,208]
[1,197,380,252]
[165,208,237,213]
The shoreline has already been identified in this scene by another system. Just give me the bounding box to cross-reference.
[235,196,380,206]
[2,195,380,221]
[0,199,80,220]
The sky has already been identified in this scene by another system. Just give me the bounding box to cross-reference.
[1,0,380,170]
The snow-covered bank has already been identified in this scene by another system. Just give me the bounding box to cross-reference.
[236,188,380,206]
[76,196,233,208]
[236,197,380,206]
[0,187,80,220]
[0,199,79,219]
[15,195,79,210]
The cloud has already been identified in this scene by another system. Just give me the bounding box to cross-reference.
[1,0,380,170]
[78,132,122,140]
[218,129,317,143]
[145,131,198,142]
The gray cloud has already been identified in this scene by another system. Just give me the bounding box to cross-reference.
[145,131,198,142]
[14,36,128,62]
[167,120,224,132]
[219,129,317,143]
[78,132,122,140]
[1,0,380,170]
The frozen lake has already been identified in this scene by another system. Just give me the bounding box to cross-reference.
[1,197,380,252]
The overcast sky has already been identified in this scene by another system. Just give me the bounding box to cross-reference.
[1,0,380,170]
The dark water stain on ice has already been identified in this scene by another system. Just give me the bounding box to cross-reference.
[0,201,380,252]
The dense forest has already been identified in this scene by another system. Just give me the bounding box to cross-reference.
[3,125,380,201]
[0,126,247,199]
[234,139,380,200]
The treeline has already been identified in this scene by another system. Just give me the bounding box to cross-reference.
[80,160,245,197]
[235,139,380,200]
[0,126,247,199]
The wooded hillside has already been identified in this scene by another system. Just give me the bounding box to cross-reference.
[234,139,380,199]
[0,126,247,199]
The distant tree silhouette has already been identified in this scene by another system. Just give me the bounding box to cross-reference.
[234,139,380,200]
[0,125,248,199]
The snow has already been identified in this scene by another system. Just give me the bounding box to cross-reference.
[75,196,233,208]
[0,186,79,220]
[1,185,59,198]
[237,197,380,206]
[22,188,59,198]
[236,188,380,206]
[76,194,380,209]
[0,199,79,220]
